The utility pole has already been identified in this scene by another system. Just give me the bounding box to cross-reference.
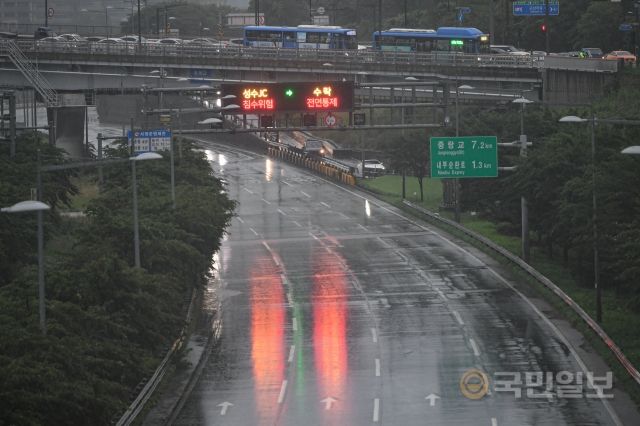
[137,0,142,49]
[544,0,550,53]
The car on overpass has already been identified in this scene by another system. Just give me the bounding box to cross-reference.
[604,50,636,65]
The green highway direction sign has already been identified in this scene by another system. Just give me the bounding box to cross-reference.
[430,136,498,178]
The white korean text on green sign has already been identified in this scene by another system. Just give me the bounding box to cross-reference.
[430,136,498,178]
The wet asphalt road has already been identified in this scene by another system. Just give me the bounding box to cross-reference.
[174,141,619,426]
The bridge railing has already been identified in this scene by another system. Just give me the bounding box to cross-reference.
[10,39,621,74]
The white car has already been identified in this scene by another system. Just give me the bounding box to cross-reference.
[490,45,530,56]
[357,159,386,177]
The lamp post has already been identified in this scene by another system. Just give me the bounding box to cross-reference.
[1,200,51,335]
[454,84,473,223]
[560,114,600,322]
[513,97,534,262]
[130,152,163,268]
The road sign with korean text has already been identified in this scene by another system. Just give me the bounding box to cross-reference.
[430,136,498,178]
[129,129,172,154]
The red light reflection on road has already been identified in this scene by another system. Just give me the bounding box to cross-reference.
[312,249,349,414]
[250,259,285,424]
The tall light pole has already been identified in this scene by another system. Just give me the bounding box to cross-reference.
[137,0,142,49]
[513,97,534,262]
[454,84,473,223]
[130,152,163,268]
[560,114,600,322]
[1,200,51,335]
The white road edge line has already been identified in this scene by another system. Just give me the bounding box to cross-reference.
[371,328,378,343]
[373,398,380,422]
[288,345,295,363]
[277,380,288,404]
[375,358,381,377]
[453,310,465,326]
[469,338,481,357]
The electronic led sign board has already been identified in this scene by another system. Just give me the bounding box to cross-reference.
[221,82,354,112]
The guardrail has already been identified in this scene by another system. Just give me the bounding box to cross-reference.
[401,199,640,386]
[1,39,610,73]
[115,289,198,426]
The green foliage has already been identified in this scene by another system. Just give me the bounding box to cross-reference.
[0,138,235,424]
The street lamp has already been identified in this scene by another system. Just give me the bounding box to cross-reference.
[1,200,51,335]
[513,97,534,262]
[622,145,640,155]
[453,84,473,223]
[130,152,163,268]
[559,113,600,322]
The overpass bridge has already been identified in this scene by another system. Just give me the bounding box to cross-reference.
[0,40,622,105]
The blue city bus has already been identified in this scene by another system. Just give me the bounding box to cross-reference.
[243,25,357,50]
[373,27,490,54]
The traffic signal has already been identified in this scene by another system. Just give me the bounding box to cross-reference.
[540,23,547,33]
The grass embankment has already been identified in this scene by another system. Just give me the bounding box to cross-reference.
[360,174,640,405]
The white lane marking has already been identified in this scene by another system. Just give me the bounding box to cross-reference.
[281,180,292,186]
[261,198,271,205]
[301,191,311,198]
[357,223,368,231]
[292,317,298,331]
[287,292,293,305]
[262,241,271,251]
[469,338,480,357]
[243,187,254,194]
[375,358,381,377]
[292,220,302,227]
[320,201,331,209]
[373,398,380,422]
[435,289,446,300]
[371,328,378,343]
[491,418,498,426]
[453,310,465,326]
[325,247,332,253]
[236,217,245,224]
[288,345,295,363]
[277,209,287,216]
[249,227,259,236]
[309,232,320,241]
[338,212,350,219]
[277,380,288,404]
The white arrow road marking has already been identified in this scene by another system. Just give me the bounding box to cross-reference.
[321,396,337,410]
[425,393,440,406]
[218,401,233,415]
